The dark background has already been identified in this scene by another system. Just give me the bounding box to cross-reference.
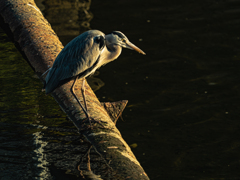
[1,0,240,179]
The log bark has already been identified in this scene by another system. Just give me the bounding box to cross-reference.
[0,0,149,180]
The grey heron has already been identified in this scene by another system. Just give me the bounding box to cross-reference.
[43,30,145,127]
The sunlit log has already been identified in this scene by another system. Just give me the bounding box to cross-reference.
[0,0,149,179]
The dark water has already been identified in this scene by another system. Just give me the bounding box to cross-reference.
[1,0,240,179]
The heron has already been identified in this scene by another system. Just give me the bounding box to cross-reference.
[43,30,145,127]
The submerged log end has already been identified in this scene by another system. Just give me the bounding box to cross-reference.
[101,100,128,124]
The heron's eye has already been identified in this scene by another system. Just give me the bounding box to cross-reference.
[122,39,125,42]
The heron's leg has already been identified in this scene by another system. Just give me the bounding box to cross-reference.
[72,77,106,129]
[81,78,106,129]
[81,79,88,112]
[71,77,90,120]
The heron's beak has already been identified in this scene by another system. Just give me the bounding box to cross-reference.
[125,41,146,55]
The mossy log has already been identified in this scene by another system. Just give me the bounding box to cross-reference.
[0,0,149,179]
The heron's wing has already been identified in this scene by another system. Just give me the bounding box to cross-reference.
[44,30,105,94]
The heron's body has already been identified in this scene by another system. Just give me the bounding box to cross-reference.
[45,30,107,94]
[43,30,145,126]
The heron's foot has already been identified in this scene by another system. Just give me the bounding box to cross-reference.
[81,116,107,130]
[88,117,106,129]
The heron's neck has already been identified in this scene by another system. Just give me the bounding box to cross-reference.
[105,44,122,61]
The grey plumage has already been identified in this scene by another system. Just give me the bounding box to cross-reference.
[44,30,105,94]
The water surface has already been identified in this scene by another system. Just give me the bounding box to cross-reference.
[1,0,240,179]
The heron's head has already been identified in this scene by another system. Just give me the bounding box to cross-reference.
[105,31,146,55]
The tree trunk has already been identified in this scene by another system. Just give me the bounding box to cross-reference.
[0,0,149,179]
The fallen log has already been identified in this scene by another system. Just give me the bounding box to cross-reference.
[0,0,149,179]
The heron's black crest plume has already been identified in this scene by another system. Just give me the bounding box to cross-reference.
[111,31,126,39]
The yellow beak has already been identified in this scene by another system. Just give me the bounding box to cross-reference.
[126,41,146,55]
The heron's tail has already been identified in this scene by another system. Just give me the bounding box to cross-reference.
[41,68,51,78]
[42,81,46,93]
[41,68,51,94]
[42,67,59,95]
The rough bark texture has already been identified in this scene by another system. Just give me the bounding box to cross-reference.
[101,100,128,124]
[0,0,149,179]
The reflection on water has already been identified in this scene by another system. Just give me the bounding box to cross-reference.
[0,122,52,179]
[1,0,240,179]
